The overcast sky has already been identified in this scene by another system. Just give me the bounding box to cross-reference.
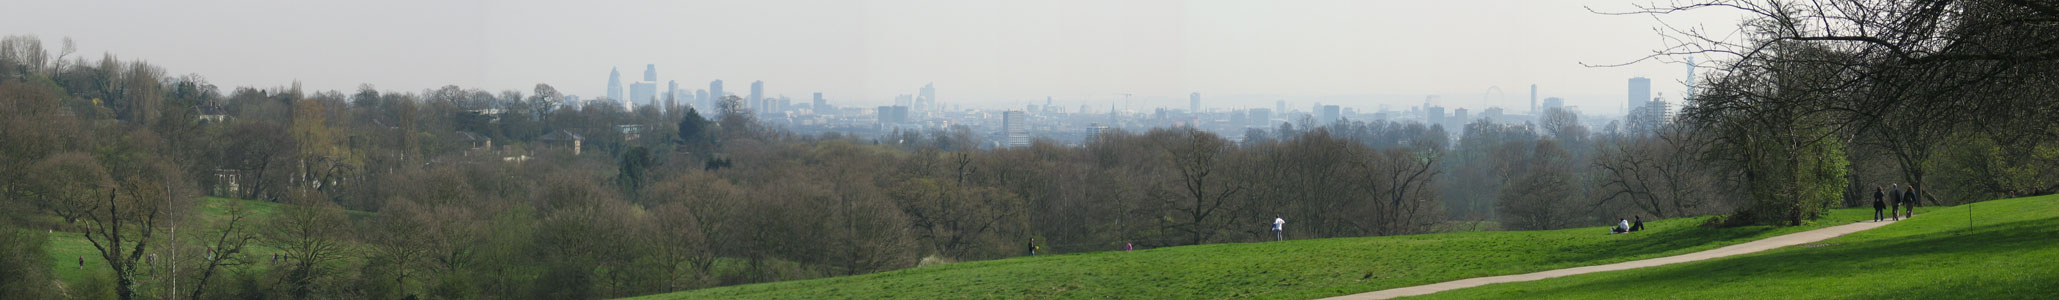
[3,0,1747,114]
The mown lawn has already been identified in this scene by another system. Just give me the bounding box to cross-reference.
[47,197,298,285]
[629,206,1894,299]
[1408,194,2059,299]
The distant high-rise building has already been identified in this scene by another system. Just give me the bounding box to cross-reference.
[606,67,623,104]
[665,80,679,112]
[1628,97,1672,134]
[812,92,830,113]
[1454,108,1470,124]
[1530,84,1538,114]
[918,83,936,111]
[1190,92,1201,112]
[1685,57,1698,102]
[1003,110,1029,148]
[1425,106,1444,128]
[1276,100,1286,114]
[1322,105,1342,124]
[1544,97,1566,111]
[629,81,657,109]
[708,80,725,109]
[694,90,709,112]
[1628,77,1652,115]
[642,64,657,82]
[877,106,910,125]
[1250,108,1272,127]
[749,80,764,109]
[666,80,679,104]
[1483,107,1505,122]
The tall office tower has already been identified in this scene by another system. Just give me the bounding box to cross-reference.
[1544,97,1566,111]
[665,79,678,98]
[1628,77,1652,115]
[1003,110,1029,148]
[749,80,764,109]
[666,80,680,112]
[642,64,657,82]
[1685,57,1698,100]
[1250,108,1272,127]
[709,80,725,109]
[629,81,657,110]
[1454,108,1469,124]
[1190,92,1201,112]
[876,106,910,125]
[918,83,936,111]
[1322,105,1342,124]
[1530,84,1538,114]
[1425,105,1444,128]
[812,92,829,113]
[1276,100,1286,114]
[694,90,709,111]
[606,67,623,104]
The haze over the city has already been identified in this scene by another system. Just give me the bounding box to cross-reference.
[3,0,1743,112]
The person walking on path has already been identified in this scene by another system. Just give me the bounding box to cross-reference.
[1873,186,1888,222]
[1273,216,1287,241]
[1904,186,1919,218]
[1889,184,1902,221]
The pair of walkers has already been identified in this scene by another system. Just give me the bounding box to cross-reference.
[1873,184,1921,221]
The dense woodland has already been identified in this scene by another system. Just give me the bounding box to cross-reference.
[1,1,2056,299]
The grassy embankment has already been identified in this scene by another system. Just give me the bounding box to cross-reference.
[46,197,350,285]
[1409,194,2059,299]
[631,206,1914,299]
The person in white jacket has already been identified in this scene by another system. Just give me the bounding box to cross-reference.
[1272,217,1286,241]
[1613,218,1631,234]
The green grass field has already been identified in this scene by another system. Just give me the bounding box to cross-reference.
[1407,194,2059,299]
[46,197,296,285]
[628,206,1906,299]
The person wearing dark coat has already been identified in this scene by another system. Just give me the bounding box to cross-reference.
[1631,216,1646,232]
[1873,187,1887,222]
[1904,186,1919,218]
[1889,184,1902,221]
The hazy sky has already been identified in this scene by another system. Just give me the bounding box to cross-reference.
[3,0,1747,114]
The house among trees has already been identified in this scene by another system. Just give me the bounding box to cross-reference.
[455,131,493,153]
[539,129,584,155]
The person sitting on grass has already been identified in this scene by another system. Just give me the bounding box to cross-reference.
[1630,216,1646,232]
[1612,218,1630,234]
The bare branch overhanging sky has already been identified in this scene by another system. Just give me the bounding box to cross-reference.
[3,0,1745,114]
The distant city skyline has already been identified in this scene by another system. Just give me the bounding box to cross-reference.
[2,0,1740,113]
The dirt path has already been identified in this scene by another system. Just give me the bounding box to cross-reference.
[1322,218,1902,300]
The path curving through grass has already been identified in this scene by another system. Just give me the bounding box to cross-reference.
[1323,217,1905,300]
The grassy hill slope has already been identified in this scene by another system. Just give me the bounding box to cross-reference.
[1408,194,2059,299]
[48,197,297,284]
[629,207,1900,299]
